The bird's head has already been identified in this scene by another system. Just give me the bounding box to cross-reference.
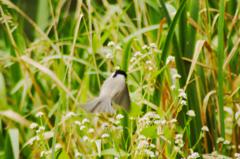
[112,70,127,78]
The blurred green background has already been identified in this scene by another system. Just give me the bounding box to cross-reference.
[0,0,239,158]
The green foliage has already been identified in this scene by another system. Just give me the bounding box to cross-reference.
[0,0,239,158]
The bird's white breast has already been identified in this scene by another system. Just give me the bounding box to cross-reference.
[100,74,126,98]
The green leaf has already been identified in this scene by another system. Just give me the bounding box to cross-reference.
[0,73,7,109]
[160,0,187,65]
[217,0,225,138]
[145,0,160,11]
[57,150,70,159]
[101,148,128,157]
[129,102,142,117]
[36,0,49,31]
[153,0,188,105]
[141,126,157,138]
[8,129,19,159]
[122,40,132,71]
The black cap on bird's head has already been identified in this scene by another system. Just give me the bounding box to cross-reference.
[113,69,127,78]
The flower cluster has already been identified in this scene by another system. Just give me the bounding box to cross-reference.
[174,133,184,148]
[235,109,240,127]
[187,151,200,159]
[235,153,240,159]
[135,135,156,158]
[186,110,196,117]
[137,112,162,132]
[104,41,122,60]
[178,89,187,106]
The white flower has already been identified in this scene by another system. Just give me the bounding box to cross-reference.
[134,51,142,57]
[88,128,94,133]
[175,134,183,140]
[154,120,161,125]
[107,41,115,47]
[138,135,146,140]
[148,66,154,71]
[142,45,148,50]
[169,118,177,124]
[144,149,155,157]
[149,43,157,49]
[170,85,176,90]
[236,110,240,126]
[39,126,45,131]
[36,126,45,133]
[137,140,148,149]
[40,151,46,157]
[175,133,184,148]
[223,140,230,145]
[62,112,76,121]
[28,135,40,145]
[187,152,200,159]
[116,114,124,120]
[115,44,122,50]
[106,52,113,59]
[35,135,40,141]
[82,118,90,124]
[173,73,181,79]
[75,151,82,158]
[101,133,110,138]
[161,119,167,125]
[144,112,160,119]
[82,136,89,142]
[101,122,109,128]
[179,89,187,99]
[80,125,86,130]
[166,55,175,64]
[201,126,209,132]
[130,56,136,63]
[146,60,152,65]
[180,100,187,106]
[36,112,44,118]
[150,143,156,148]
[234,153,240,159]
[65,112,76,118]
[55,143,62,150]
[74,121,81,126]
[235,111,240,120]
[217,137,224,143]
[174,146,180,152]
[186,110,196,117]
[137,112,162,132]
[30,123,38,129]
[155,119,166,126]
[224,107,233,115]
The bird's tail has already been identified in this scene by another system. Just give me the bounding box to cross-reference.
[83,97,115,113]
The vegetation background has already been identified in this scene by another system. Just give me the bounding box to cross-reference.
[0,0,239,158]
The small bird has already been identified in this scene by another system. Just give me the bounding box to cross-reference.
[83,70,131,113]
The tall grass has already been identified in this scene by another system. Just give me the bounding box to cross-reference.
[0,0,239,158]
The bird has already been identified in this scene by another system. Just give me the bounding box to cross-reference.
[83,70,131,113]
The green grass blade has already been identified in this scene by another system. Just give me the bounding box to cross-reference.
[8,129,19,159]
[122,40,132,71]
[153,0,188,106]
[160,0,187,65]
[217,0,225,138]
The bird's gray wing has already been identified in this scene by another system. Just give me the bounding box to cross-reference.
[112,84,131,111]
[83,97,101,112]
[83,97,115,113]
